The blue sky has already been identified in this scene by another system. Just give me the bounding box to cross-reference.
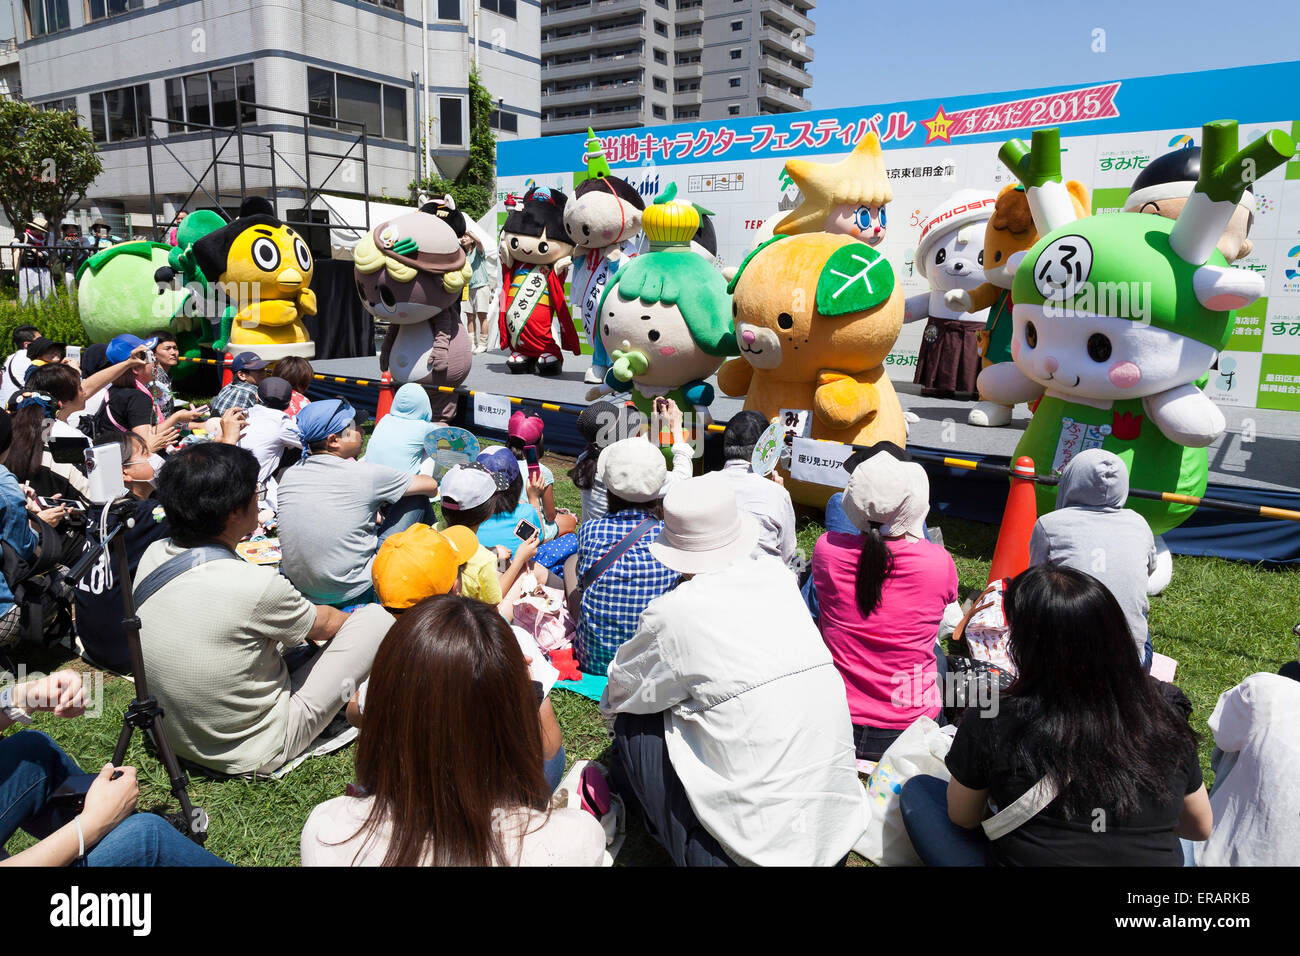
[805,0,1298,108]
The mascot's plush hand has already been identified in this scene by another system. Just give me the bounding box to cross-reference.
[241,299,299,328]
[975,361,1045,407]
[814,372,878,429]
[1144,384,1227,448]
[716,357,754,398]
[297,287,317,317]
[944,288,973,312]
[610,347,649,383]
[553,254,572,277]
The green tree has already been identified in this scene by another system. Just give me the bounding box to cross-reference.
[411,69,496,220]
[0,99,103,234]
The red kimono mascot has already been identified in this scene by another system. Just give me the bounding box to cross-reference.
[499,186,581,376]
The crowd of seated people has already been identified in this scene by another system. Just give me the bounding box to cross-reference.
[0,327,1293,869]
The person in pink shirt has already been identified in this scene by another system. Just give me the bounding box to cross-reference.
[811,450,957,761]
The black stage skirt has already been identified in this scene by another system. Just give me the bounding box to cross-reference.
[914,316,981,396]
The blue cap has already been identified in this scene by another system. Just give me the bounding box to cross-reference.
[476,446,520,482]
[106,334,157,365]
[231,351,270,374]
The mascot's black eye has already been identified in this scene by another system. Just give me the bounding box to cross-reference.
[732,301,738,318]
[510,237,519,250]
[648,330,660,342]
[934,248,946,265]
[978,250,984,266]
[537,241,549,255]
[993,250,1003,263]
[603,324,610,337]
[1025,321,1037,349]
[1087,333,1112,362]
[293,237,312,272]
[379,286,396,308]
[777,312,794,330]
[251,237,280,271]
[582,225,590,236]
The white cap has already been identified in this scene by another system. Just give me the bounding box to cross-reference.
[649,478,759,575]
[597,438,668,503]
[915,189,999,280]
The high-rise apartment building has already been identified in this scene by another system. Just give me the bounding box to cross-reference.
[541,0,813,136]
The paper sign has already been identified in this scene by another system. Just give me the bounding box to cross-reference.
[789,437,857,488]
[750,420,786,476]
[472,391,512,431]
[1051,416,1109,474]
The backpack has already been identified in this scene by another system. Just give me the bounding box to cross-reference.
[0,516,75,648]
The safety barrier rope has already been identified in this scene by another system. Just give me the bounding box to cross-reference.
[174,355,1300,523]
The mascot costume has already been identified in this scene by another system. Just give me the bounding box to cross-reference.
[947,179,1090,427]
[903,190,998,398]
[977,122,1294,593]
[499,186,579,375]
[591,183,738,462]
[775,132,892,245]
[565,129,647,385]
[190,197,317,360]
[353,211,473,422]
[717,232,907,508]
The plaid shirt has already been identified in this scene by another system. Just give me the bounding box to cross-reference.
[575,509,678,676]
[210,380,259,415]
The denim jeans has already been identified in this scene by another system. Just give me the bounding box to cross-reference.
[899,774,990,866]
[543,746,566,794]
[0,730,228,866]
[378,495,433,542]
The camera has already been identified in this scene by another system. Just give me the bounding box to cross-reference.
[84,443,127,505]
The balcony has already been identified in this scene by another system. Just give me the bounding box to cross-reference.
[760,54,811,89]
[545,107,647,136]
[761,26,813,62]
[542,79,643,109]
[758,82,810,112]
[674,33,703,53]
[543,22,645,55]
[676,1,703,22]
[760,0,815,36]
[673,89,702,108]
[674,57,703,78]
[542,0,646,30]
[543,51,644,82]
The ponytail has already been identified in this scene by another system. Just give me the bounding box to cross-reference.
[570,443,599,490]
[854,527,893,618]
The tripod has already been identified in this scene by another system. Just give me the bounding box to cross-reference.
[67,497,208,844]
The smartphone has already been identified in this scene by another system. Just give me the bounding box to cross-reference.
[64,344,81,365]
[524,444,540,478]
[514,519,538,542]
[37,497,86,512]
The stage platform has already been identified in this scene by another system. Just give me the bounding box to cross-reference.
[311,351,1298,494]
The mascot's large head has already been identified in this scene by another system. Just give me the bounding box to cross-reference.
[353,212,470,325]
[191,197,314,304]
[501,186,573,266]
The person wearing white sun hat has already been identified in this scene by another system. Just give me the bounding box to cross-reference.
[600,477,868,867]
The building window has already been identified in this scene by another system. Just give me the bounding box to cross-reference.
[675,108,699,120]
[25,0,70,37]
[90,84,151,144]
[489,108,518,133]
[728,105,741,115]
[440,96,463,146]
[480,0,515,16]
[653,48,667,64]
[730,19,742,30]
[307,68,408,141]
[729,76,741,88]
[652,105,665,120]
[359,0,403,8]
[729,48,742,60]
[653,77,666,92]
[166,64,256,133]
[39,97,77,113]
[436,0,458,18]
[654,20,668,37]
[87,0,143,21]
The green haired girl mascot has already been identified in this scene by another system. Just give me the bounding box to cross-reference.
[590,184,739,460]
[977,122,1295,593]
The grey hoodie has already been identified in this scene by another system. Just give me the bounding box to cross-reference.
[1028,449,1157,660]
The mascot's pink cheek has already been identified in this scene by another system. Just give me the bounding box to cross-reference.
[658,346,677,357]
[1011,338,1021,361]
[1108,361,1142,388]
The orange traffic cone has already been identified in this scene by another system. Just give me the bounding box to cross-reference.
[988,456,1038,585]
[375,371,395,422]
[220,352,234,388]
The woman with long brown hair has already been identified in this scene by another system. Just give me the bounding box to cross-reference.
[300,594,604,866]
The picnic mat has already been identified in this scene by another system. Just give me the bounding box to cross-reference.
[551,670,609,702]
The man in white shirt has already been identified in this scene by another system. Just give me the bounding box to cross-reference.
[0,326,39,407]
[703,410,796,566]
[237,376,301,513]
[600,478,868,866]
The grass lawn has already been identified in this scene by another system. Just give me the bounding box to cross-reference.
[4,446,1296,867]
